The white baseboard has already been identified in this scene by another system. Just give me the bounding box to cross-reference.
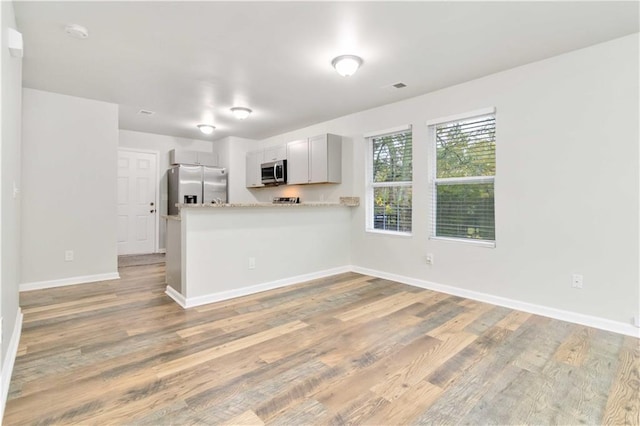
[1,308,23,420]
[20,272,120,292]
[165,285,187,308]
[163,262,638,338]
[175,266,351,309]
[156,249,166,254]
[351,266,640,338]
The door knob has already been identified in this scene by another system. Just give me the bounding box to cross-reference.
[150,202,154,206]
[150,209,156,213]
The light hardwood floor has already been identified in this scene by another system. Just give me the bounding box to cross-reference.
[5,263,639,425]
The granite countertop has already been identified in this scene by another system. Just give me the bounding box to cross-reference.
[176,196,359,209]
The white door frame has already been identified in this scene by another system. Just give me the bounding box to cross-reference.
[118,147,161,254]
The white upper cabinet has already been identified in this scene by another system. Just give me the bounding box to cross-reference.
[286,134,342,185]
[286,139,310,185]
[170,149,219,167]
[245,145,287,188]
[195,152,219,167]
[245,149,264,188]
[310,134,341,183]
[263,145,287,162]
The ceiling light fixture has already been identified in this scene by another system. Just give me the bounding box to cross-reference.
[331,55,363,77]
[230,107,252,120]
[197,124,215,135]
[64,24,89,39]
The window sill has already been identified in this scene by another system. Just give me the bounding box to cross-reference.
[366,229,412,238]
[430,236,495,248]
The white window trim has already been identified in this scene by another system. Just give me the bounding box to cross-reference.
[429,236,496,248]
[426,107,496,127]
[363,124,411,139]
[428,108,496,246]
[365,126,413,235]
[368,229,413,237]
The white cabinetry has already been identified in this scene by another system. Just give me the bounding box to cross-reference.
[286,139,310,185]
[286,134,341,185]
[245,145,286,188]
[170,149,218,167]
[263,145,286,162]
[245,150,264,188]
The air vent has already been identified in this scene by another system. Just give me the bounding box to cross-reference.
[392,82,407,89]
[138,109,155,116]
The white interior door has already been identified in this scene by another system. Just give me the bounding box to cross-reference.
[117,150,157,255]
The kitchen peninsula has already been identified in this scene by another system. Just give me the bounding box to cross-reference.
[165,198,358,308]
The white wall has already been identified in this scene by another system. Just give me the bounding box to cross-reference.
[1,0,22,377]
[118,129,219,249]
[21,89,119,285]
[215,136,261,204]
[258,34,640,327]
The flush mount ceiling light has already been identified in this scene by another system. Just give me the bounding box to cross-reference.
[331,55,363,77]
[64,24,89,39]
[230,107,252,120]
[197,124,215,135]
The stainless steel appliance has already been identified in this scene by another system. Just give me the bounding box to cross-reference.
[167,165,227,215]
[261,159,287,185]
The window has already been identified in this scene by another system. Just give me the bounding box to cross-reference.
[365,126,412,234]
[428,109,495,245]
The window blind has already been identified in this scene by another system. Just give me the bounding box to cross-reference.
[436,116,495,178]
[432,114,495,242]
[372,131,413,183]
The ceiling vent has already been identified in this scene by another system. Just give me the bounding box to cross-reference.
[392,82,407,89]
[138,109,155,116]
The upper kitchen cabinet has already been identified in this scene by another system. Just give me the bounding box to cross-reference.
[286,139,310,185]
[245,149,264,188]
[287,134,342,185]
[263,145,287,162]
[170,149,219,167]
[245,145,286,188]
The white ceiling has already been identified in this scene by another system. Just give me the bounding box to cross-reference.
[14,1,639,142]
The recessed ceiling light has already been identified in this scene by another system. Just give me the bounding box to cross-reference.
[138,109,155,116]
[392,82,407,89]
[230,107,252,120]
[64,24,89,39]
[331,55,363,77]
[197,124,215,135]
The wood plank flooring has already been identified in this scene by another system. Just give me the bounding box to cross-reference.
[5,263,639,425]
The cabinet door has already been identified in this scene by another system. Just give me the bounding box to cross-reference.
[286,139,309,184]
[170,149,198,165]
[309,134,328,183]
[263,145,286,162]
[245,150,264,188]
[196,152,219,167]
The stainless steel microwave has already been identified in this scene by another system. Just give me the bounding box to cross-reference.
[261,160,287,185]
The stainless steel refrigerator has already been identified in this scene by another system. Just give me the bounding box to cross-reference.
[167,165,227,215]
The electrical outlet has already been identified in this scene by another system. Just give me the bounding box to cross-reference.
[571,273,583,289]
[248,257,256,270]
[65,250,74,262]
[425,254,434,265]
